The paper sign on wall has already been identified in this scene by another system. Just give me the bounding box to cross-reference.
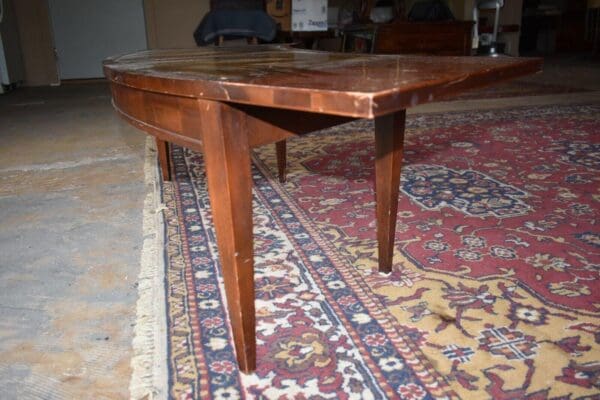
[291,0,328,32]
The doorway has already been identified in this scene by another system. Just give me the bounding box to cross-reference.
[48,0,147,80]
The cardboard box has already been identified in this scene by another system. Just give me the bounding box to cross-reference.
[267,0,328,32]
[266,0,292,32]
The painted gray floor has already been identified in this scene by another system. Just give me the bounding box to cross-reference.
[0,83,146,399]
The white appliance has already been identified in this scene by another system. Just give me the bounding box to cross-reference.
[0,0,24,93]
[473,0,505,55]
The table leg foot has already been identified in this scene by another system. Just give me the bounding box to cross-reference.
[276,140,287,183]
[198,100,256,373]
[156,138,171,181]
[374,110,406,274]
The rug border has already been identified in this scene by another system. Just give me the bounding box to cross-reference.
[129,136,169,400]
[251,153,460,399]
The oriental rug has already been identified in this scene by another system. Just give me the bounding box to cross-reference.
[450,80,590,101]
[163,103,599,399]
[162,146,455,399]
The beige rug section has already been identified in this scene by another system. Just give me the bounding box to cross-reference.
[129,137,169,400]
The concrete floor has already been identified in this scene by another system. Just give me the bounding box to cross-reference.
[0,83,146,399]
[0,55,598,399]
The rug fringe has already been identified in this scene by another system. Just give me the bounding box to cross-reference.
[129,136,168,400]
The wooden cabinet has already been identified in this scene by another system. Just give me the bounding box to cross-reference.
[343,21,474,56]
[374,21,474,56]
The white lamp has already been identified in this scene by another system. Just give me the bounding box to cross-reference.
[473,0,505,55]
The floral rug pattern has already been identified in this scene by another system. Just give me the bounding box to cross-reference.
[253,104,600,399]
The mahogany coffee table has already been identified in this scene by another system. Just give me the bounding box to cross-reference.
[104,45,542,373]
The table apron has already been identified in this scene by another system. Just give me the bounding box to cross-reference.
[110,82,358,150]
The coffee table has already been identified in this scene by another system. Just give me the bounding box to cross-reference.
[104,45,542,373]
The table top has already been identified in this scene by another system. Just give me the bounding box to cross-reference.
[104,45,542,118]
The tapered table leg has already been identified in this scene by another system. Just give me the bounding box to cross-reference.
[374,110,406,274]
[197,100,256,373]
[156,138,171,181]
[275,140,287,183]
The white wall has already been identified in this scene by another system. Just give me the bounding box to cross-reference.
[48,0,147,79]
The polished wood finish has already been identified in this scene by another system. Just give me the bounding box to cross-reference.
[156,138,171,181]
[374,110,405,273]
[275,140,287,183]
[104,45,542,372]
[104,46,541,118]
[199,100,256,372]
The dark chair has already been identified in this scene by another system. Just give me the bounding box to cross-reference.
[194,1,287,183]
[193,9,277,46]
